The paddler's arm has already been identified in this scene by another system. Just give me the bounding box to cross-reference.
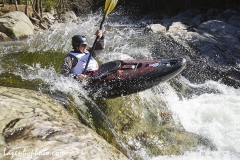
[88,30,105,58]
[61,54,78,78]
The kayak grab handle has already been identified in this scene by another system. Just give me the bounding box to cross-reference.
[121,63,143,70]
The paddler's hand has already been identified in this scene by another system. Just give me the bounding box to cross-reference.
[95,30,103,39]
[77,74,87,81]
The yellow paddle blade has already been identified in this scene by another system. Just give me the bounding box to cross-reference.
[104,0,118,18]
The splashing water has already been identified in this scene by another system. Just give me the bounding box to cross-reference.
[0,13,240,160]
[151,77,240,160]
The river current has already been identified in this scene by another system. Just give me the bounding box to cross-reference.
[0,14,240,160]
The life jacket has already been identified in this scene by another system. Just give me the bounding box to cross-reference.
[69,51,98,74]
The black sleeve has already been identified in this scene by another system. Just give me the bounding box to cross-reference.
[89,35,105,58]
[61,54,78,77]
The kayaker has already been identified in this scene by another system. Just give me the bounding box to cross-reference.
[61,30,105,81]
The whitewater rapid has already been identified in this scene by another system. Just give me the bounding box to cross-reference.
[152,77,240,160]
[1,13,240,160]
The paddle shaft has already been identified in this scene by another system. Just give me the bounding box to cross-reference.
[82,17,105,74]
[82,0,118,74]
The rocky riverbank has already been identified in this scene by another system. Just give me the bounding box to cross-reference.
[144,8,240,88]
[0,86,128,160]
[0,8,79,41]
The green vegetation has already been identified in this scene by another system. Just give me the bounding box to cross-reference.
[19,0,57,7]
[42,0,58,7]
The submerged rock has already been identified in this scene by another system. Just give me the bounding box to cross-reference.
[89,86,216,159]
[0,86,128,160]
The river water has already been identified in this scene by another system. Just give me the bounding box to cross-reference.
[0,14,240,160]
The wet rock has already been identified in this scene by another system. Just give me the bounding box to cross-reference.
[168,22,188,33]
[69,0,94,15]
[149,9,240,87]
[144,24,166,34]
[206,9,219,21]
[0,32,11,41]
[61,11,78,23]
[162,9,203,29]
[0,86,128,160]
[216,9,240,28]
[0,11,34,39]
[90,91,216,159]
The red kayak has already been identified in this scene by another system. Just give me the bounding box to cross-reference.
[84,58,186,98]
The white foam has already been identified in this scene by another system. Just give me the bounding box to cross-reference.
[151,77,240,159]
